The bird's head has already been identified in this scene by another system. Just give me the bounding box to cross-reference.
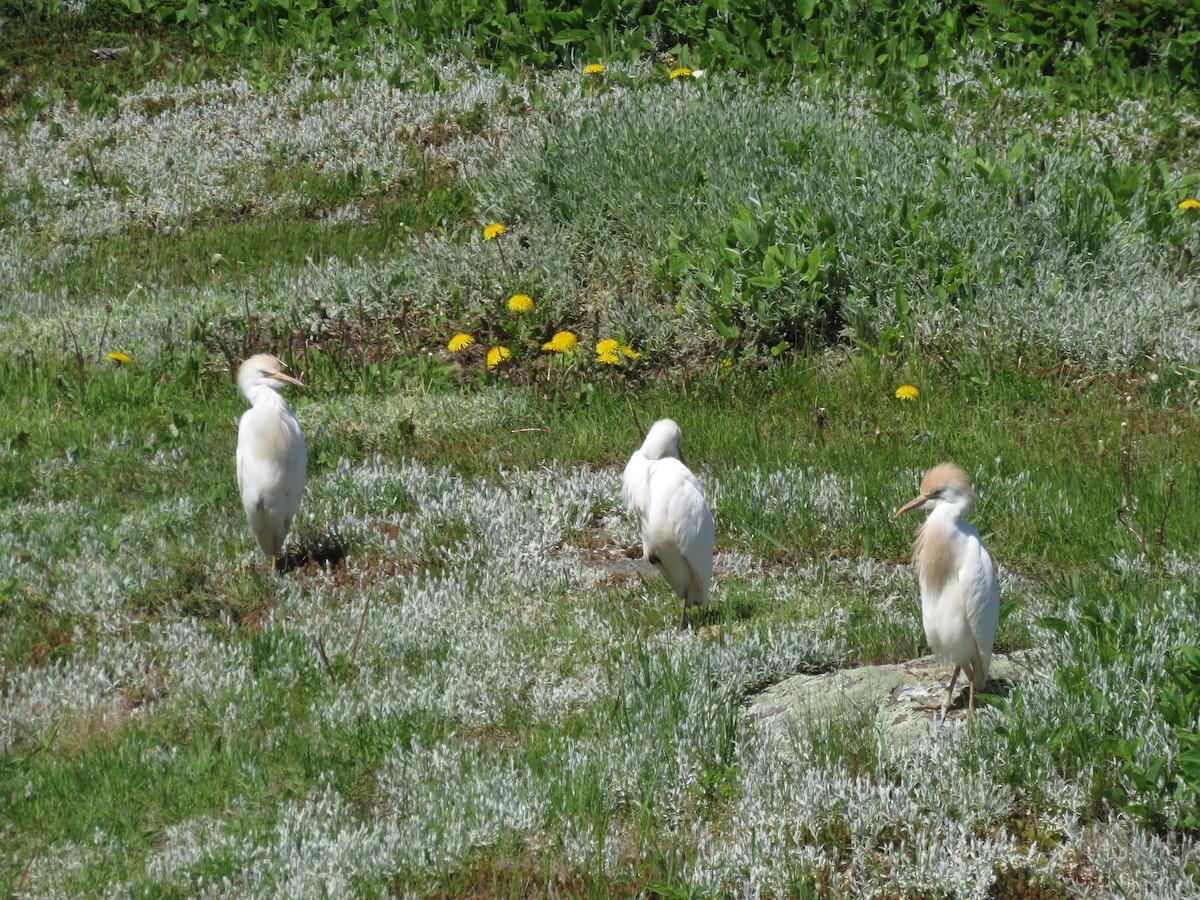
[238,354,304,400]
[895,462,975,517]
[640,418,684,462]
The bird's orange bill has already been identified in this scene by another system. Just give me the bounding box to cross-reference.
[894,494,928,517]
[271,371,305,388]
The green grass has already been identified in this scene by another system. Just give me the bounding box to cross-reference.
[0,0,221,117]
[5,333,1200,894]
[6,349,1192,570]
[4,2,1200,892]
[14,160,473,300]
[11,0,1200,111]
[2,667,448,893]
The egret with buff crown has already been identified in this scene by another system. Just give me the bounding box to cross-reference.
[236,354,307,567]
[896,462,999,718]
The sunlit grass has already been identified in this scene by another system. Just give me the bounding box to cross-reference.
[4,17,1200,894]
[3,344,1200,891]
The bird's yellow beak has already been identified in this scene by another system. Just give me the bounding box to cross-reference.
[271,371,305,388]
[894,494,928,517]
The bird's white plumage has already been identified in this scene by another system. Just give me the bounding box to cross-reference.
[897,462,1000,716]
[916,508,999,687]
[622,419,715,627]
[236,354,307,560]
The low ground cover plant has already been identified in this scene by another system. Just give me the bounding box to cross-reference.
[3,0,1200,894]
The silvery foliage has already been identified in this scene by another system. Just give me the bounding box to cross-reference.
[677,581,1200,897]
[477,80,1200,366]
[0,52,662,359]
[0,53,513,242]
[9,448,1200,894]
[290,457,624,727]
[306,628,840,887]
[0,485,261,753]
[5,50,1199,368]
[1081,817,1200,898]
[933,48,1200,170]
[683,727,1032,899]
[1009,585,1200,821]
[11,448,845,894]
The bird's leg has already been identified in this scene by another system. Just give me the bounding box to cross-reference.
[941,666,961,722]
[679,601,689,631]
[968,680,977,718]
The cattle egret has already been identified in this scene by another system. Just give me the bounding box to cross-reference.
[236,354,307,566]
[895,462,1000,718]
[622,419,716,629]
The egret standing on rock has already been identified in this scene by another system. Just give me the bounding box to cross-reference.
[895,462,999,718]
[236,354,307,567]
[622,419,715,629]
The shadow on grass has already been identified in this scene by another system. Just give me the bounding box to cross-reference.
[277,525,350,574]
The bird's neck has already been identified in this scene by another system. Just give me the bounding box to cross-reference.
[929,501,970,526]
[245,385,288,409]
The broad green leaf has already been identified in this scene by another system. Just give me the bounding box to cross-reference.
[732,217,759,249]
[551,28,591,45]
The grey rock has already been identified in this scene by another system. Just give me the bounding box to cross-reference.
[746,651,1042,756]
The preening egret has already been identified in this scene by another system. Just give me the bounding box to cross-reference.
[895,462,999,718]
[236,354,307,565]
[622,419,715,629]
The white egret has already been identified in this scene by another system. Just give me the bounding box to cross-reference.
[236,354,307,566]
[895,462,999,718]
[622,419,715,629]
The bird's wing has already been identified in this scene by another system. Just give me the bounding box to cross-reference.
[282,408,308,510]
[237,405,305,507]
[654,459,715,600]
[236,410,250,498]
[958,525,1000,680]
[621,451,651,521]
[653,547,695,604]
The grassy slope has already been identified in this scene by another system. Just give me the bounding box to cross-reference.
[3,0,1200,894]
[2,349,1198,891]
[4,350,1192,567]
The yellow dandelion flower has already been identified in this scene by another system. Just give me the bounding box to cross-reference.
[542,331,578,353]
[486,345,511,369]
[448,333,474,352]
[620,345,641,359]
[507,293,534,313]
[483,222,507,241]
[595,338,620,355]
[721,359,733,368]
[584,63,606,74]
[106,351,131,365]
[597,351,620,365]
[669,67,693,79]
[1179,198,1200,210]
[895,384,920,401]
